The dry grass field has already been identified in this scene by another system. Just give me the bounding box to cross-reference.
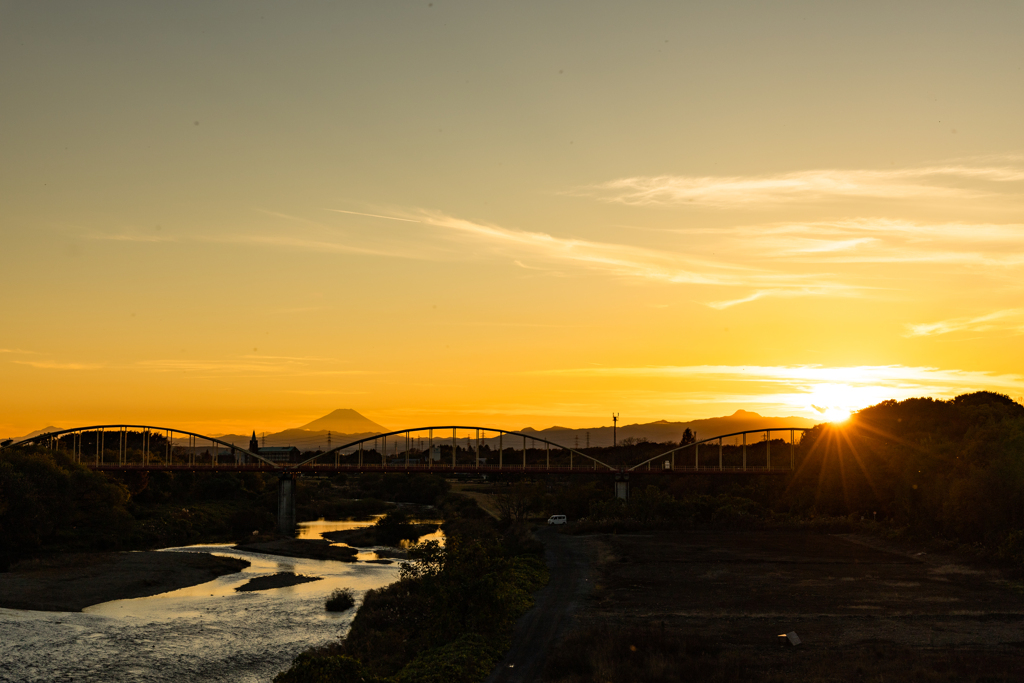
[545,530,1024,682]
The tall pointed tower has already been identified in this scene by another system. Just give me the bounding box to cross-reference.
[249,430,259,454]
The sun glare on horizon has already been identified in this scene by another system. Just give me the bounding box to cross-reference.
[806,383,875,423]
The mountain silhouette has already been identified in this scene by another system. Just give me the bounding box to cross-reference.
[11,426,63,441]
[209,409,389,451]
[298,409,388,434]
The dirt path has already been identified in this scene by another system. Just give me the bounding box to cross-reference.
[486,527,599,683]
[449,483,502,519]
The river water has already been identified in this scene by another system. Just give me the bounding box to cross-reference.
[0,518,426,683]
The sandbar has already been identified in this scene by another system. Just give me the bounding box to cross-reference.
[0,551,249,612]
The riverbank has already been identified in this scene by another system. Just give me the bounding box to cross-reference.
[273,492,548,682]
[0,542,403,682]
[0,551,249,612]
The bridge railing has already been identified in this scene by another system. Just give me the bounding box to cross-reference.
[628,427,811,472]
[299,425,616,471]
[0,425,275,467]
[3,423,811,475]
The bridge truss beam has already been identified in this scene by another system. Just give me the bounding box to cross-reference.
[0,424,275,467]
[629,427,811,473]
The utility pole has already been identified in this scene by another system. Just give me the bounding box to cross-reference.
[327,430,331,451]
[612,413,619,447]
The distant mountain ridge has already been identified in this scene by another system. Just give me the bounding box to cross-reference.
[519,410,819,448]
[8,426,63,441]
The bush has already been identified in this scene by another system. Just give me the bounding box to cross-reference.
[326,588,356,612]
[394,633,504,683]
[273,652,380,683]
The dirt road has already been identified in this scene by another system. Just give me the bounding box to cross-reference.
[486,527,598,683]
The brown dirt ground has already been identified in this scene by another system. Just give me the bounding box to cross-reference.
[449,483,502,519]
[0,552,249,612]
[555,530,1024,681]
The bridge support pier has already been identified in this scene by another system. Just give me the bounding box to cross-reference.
[614,472,629,500]
[278,474,297,536]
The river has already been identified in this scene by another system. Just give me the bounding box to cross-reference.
[0,518,430,683]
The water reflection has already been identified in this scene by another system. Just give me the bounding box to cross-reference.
[296,516,445,560]
[0,518,426,682]
[295,516,384,540]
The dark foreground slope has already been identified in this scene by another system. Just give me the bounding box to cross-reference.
[545,529,1024,682]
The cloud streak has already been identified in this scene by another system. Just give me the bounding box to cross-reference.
[416,211,854,303]
[535,364,1024,416]
[697,218,1024,272]
[14,360,102,370]
[906,309,1024,337]
[538,363,1021,385]
[580,161,1024,208]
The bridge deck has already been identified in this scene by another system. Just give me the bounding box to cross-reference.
[88,463,788,476]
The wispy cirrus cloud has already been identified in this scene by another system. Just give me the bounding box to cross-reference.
[906,309,1024,337]
[136,356,369,376]
[535,364,1024,417]
[704,218,1024,270]
[579,160,1024,208]
[14,360,102,370]
[415,211,854,304]
[87,232,176,243]
[538,363,1024,388]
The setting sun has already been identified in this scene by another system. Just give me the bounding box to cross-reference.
[4,5,1024,682]
[1,2,1023,439]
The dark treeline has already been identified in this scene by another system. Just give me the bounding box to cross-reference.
[525,391,1024,567]
[0,447,282,568]
[786,391,1024,551]
[0,442,457,569]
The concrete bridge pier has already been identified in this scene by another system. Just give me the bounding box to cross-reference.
[277,473,297,535]
[614,472,629,500]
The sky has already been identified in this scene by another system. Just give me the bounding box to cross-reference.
[2,1,1023,437]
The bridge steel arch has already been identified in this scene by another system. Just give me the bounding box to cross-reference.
[299,425,614,472]
[628,427,812,473]
[0,424,277,468]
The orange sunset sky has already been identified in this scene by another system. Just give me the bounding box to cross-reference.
[2,2,1023,437]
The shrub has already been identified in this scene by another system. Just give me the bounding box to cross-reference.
[273,652,380,683]
[393,633,504,683]
[326,588,356,612]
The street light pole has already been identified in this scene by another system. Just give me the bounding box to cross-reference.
[612,413,619,447]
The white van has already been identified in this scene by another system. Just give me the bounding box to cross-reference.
[547,515,567,525]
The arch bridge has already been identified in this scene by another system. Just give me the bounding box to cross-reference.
[2,424,812,532]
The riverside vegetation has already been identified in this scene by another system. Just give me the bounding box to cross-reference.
[0,440,454,569]
[496,392,1024,572]
[274,492,548,683]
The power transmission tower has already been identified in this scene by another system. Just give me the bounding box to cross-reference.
[327,430,332,450]
[612,413,619,447]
